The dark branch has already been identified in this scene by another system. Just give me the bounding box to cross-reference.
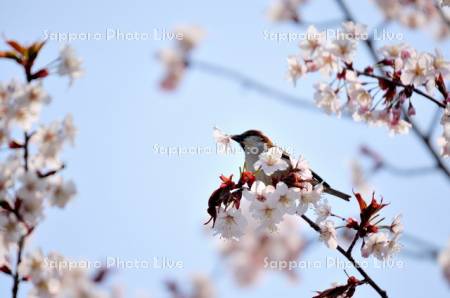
[301,214,388,298]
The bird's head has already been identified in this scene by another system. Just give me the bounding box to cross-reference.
[231,130,273,156]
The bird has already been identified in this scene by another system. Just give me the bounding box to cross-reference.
[230,129,351,201]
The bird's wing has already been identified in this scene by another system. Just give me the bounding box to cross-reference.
[282,150,327,185]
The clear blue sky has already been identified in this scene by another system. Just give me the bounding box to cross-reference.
[1,0,449,297]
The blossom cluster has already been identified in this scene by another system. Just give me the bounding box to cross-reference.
[207,129,402,263]
[157,25,205,91]
[217,216,304,285]
[0,39,95,297]
[287,22,450,140]
[17,250,111,298]
[166,274,215,298]
[266,0,308,23]
[374,0,450,40]
[439,103,450,157]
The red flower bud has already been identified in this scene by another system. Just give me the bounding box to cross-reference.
[31,68,49,80]
[0,265,12,275]
[408,102,416,116]
[363,66,374,74]
[379,59,394,66]
[0,200,13,211]
[8,140,24,149]
[6,40,25,54]
[367,224,379,234]
[239,171,255,187]
[346,218,359,230]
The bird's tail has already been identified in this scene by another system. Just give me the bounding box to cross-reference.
[323,187,351,201]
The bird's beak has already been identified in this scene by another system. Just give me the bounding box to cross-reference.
[231,134,243,143]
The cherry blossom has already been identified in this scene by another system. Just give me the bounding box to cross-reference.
[191,274,215,298]
[273,181,299,214]
[249,193,284,232]
[287,56,307,85]
[266,0,307,23]
[157,25,205,91]
[400,54,434,86]
[299,25,326,58]
[361,232,389,259]
[314,83,341,116]
[389,215,403,235]
[438,239,450,284]
[213,207,247,240]
[49,177,77,208]
[212,127,232,154]
[439,103,450,158]
[157,48,186,91]
[319,220,338,249]
[217,215,305,285]
[0,235,7,266]
[314,199,331,224]
[253,147,289,176]
[17,172,46,201]
[375,0,450,40]
[57,45,84,85]
[0,213,26,246]
[289,154,313,180]
[297,182,322,214]
[361,232,400,260]
[20,251,112,298]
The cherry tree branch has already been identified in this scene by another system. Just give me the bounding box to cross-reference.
[300,214,388,298]
[189,1,450,182]
[346,231,360,255]
[11,236,24,298]
[360,144,441,177]
[378,164,438,177]
[190,59,318,112]
[333,0,450,181]
[12,132,32,298]
[191,58,450,179]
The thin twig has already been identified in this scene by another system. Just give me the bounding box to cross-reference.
[356,71,445,108]
[12,132,31,298]
[378,164,438,177]
[346,232,360,255]
[301,214,388,298]
[11,236,25,298]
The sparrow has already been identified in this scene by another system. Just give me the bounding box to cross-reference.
[230,129,351,201]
